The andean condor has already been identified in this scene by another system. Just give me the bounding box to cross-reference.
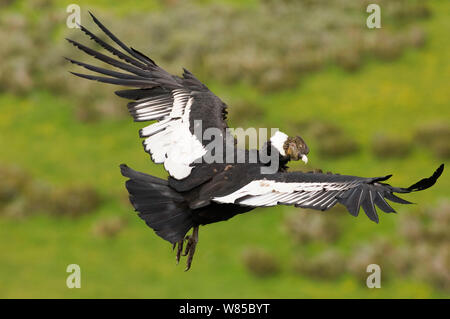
[67,13,444,271]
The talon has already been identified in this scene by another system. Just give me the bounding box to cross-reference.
[183,236,192,256]
[175,240,183,264]
[184,226,199,271]
[184,243,197,271]
[171,226,199,271]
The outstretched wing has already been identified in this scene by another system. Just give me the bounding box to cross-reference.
[66,12,231,180]
[212,164,444,223]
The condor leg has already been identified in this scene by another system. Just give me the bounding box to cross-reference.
[173,239,184,265]
[183,226,199,271]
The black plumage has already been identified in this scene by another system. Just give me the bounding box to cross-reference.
[67,13,444,270]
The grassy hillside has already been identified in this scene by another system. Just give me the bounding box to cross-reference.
[0,0,448,298]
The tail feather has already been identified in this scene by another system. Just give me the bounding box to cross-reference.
[120,164,168,185]
[120,164,193,244]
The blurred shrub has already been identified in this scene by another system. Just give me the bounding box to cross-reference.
[294,120,342,140]
[0,0,16,8]
[400,200,450,244]
[415,121,450,143]
[0,164,30,205]
[92,216,128,238]
[46,185,102,218]
[370,32,404,61]
[405,27,427,48]
[2,197,29,219]
[74,96,128,123]
[428,140,450,159]
[371,133,412,158]
[0,163,102,218]
[290,120,359,158]
[317,135,359,158]
[284,208,342,244]
[347,238,401,281]
[293,250,346,279]
[227,100,266,128]
[22,179,53,214]
[413,243,450,291]
[241,247,280,277]
[415,121,450,159]
[382,0,431,24]
[336,45,363,72]
[0,0,430,121]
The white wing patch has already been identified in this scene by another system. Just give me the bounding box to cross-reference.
[213,179,360,209]
[131,89,207,180]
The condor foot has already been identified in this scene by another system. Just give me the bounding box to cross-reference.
[173,226,199,271]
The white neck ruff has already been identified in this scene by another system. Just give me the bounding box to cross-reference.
[270,131,288,156]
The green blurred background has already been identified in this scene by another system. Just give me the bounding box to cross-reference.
[0,0,448,298]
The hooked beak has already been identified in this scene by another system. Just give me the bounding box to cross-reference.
[301,154,308,164]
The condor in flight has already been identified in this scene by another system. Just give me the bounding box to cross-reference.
[67,13,444,271]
